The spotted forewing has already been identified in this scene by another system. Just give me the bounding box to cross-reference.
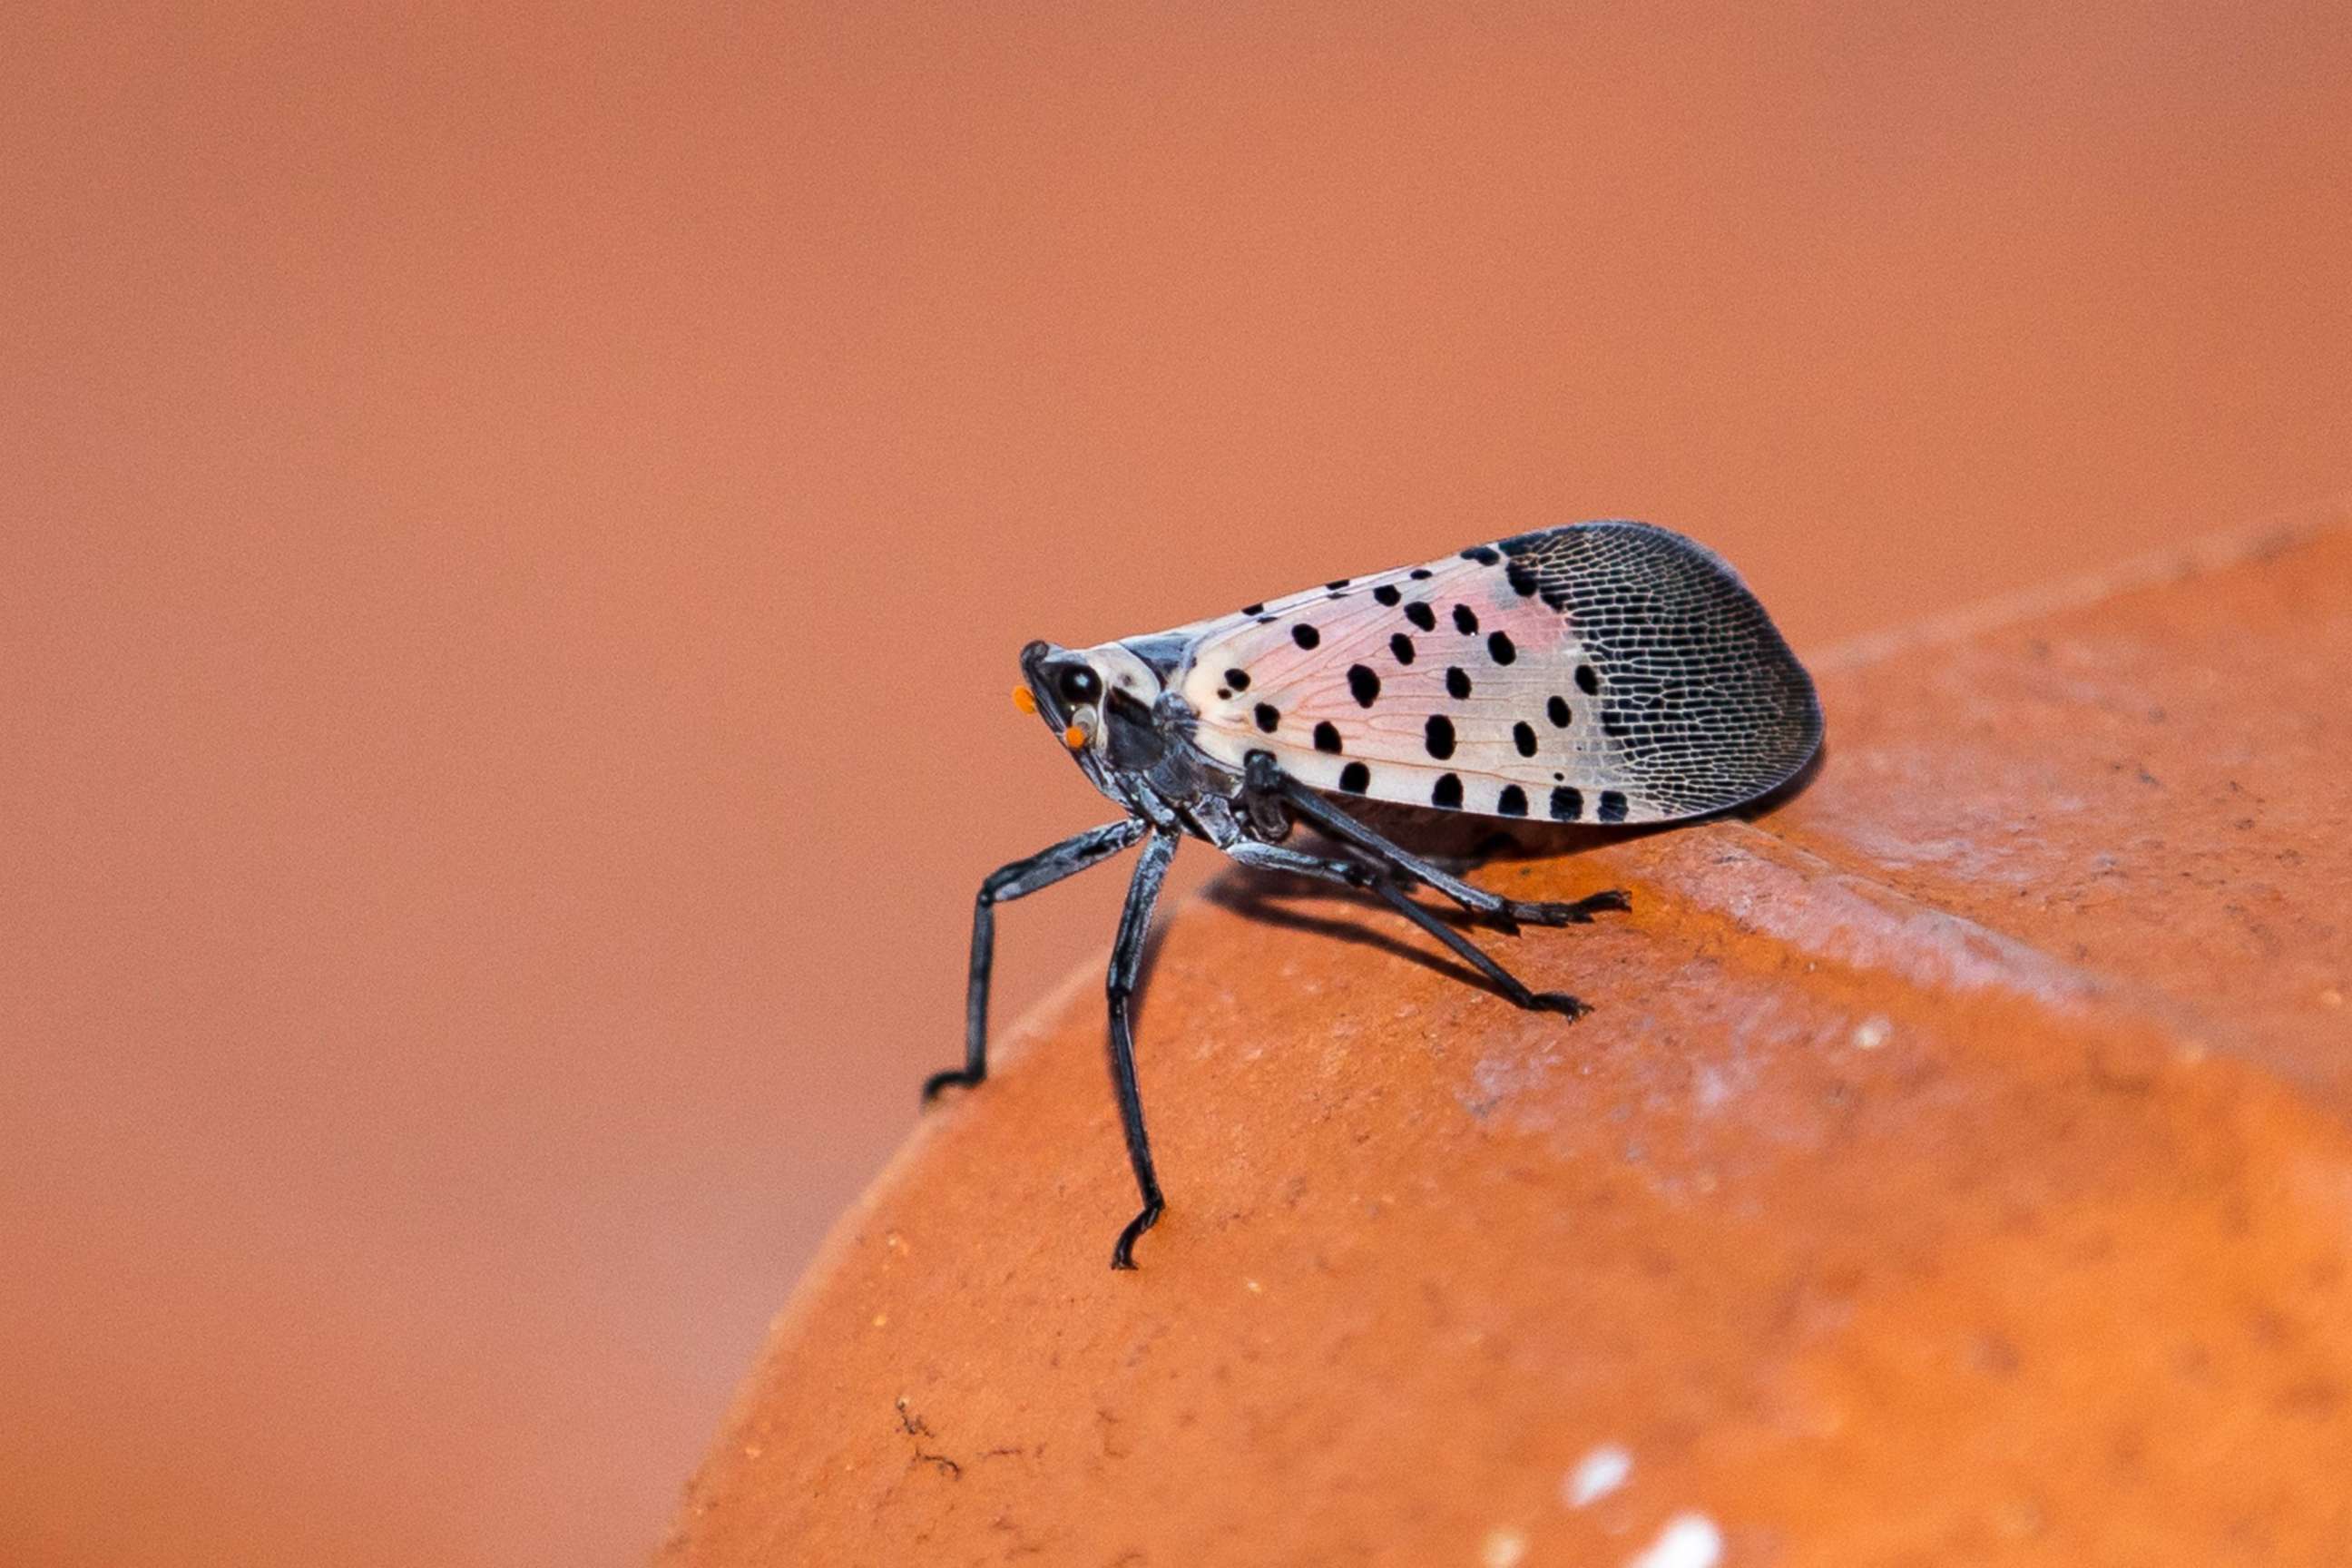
[1171,521,1820,825]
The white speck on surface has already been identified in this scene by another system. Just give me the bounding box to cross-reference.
[1564,1444,1633,1507]
[1624,1513,1722,1568]
[1852,1014,1892,1050]
[1481,1526,1529,1567]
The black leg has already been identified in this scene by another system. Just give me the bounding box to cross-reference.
[1277,779,1631,932]
[1224,838,1375,889]
[1225,841,1591,1017]
[1106,828,1180,1269]
[923,818,1149,1103]
[1365,880,1591,1017]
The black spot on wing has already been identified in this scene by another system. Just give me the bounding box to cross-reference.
[1487,631,1516,665]
[1254,703,1280,733]
[1404,602,1436,632]
[1496,785,1528,817]
[1348,664,1381,707]
[1424,714,1455,760]
[1452,603,1478,633]
[1312,721,1342,753]
[1461,545,1500,565]
[1338,760,1370,793]
[1547,695,1572,727]
[1226,668,1251,691]
[1390,632,1416,665]
[1373,583,1401,606]
[1291,623,1320,650]
[1446,666,1472,700]
[1599,789,1629,823]
[1432,772,1464,808]
[1513,720,1537,757]
[1549,786,1583,821]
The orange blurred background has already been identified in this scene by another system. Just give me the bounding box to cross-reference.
[4,4,2347,1564]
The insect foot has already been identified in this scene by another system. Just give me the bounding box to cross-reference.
[1506,887,1633,926]
[1530,991,1592,1019]
[1110,1198,1164,1270]
[920,1068,980,1104]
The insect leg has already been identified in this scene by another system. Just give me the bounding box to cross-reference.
[1222,838,1375,889]
[1224,841,1590,1017]
[923,817,1150,1102]
[1106,827,1181,1269]
[1277,778,1631,932]
[1364,879,1592,1017]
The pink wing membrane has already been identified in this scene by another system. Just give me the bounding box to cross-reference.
[1179,554,1604,817]
[1171,524,1822,826]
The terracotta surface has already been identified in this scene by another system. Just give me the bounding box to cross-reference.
[667,514,2352,1565]
[5,6,2352,1566]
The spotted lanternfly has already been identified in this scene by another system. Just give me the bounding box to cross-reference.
[923,520,1821,1268]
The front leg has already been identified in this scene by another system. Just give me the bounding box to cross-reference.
[1105,828,1181,1269]
[923,818,1149,1102]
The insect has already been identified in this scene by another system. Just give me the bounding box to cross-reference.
[923,520,1822,1268]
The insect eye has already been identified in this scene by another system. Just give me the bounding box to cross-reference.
[1056,666,1102,705]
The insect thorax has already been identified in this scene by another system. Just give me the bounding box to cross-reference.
[1070,644,1279,843]
[1118,691,1265,838]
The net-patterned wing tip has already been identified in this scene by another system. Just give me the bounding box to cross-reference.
[1499,521,1823,822]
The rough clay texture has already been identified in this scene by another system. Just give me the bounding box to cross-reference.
[668,518,2352,1566]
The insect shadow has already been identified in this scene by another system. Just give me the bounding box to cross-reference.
[1202,870,1502,996]
[1117,863,1429,1030]
[1208,747,1822,978]
[1200,808,1638,993]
